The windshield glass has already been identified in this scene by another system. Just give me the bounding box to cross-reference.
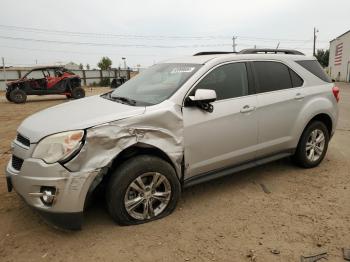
[24,70,45,79]
[110,63,201,105]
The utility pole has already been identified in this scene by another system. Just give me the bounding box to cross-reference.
[313,27,318,56]
[2,57,6,82]
[232,36,237,52]
[122,57,126,69]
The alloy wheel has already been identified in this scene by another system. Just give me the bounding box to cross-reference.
[305,129,325,162]
[124,172,171,220]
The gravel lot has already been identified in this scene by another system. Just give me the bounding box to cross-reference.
[0,84,349,261]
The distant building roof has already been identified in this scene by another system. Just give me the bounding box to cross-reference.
[330,30,350,43]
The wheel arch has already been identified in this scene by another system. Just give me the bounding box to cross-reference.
[307,113,333,136]
[85,143,183,205]
[291,92,337,147]
[294,112,334,151]
[109,143,182,179]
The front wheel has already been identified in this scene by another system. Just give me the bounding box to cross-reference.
[106,155,181,226]
[293,121,329,168]
[10,89,27,104]
[71,87,85,99]
[5,91,12,102]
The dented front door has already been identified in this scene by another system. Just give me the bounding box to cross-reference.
[182,96,258,179]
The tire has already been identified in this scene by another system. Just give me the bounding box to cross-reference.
[293,121,329,168]
[71,87,85,99]
[106,155,181,226]
[5,91,12,102]
[9,89,27,104]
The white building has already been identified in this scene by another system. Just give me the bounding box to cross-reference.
[329,30,350,82]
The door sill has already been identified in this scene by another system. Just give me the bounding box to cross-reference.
[183,150,294,188]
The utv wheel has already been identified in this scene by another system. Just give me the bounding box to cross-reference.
[106,155,181,226]
[5,92,12,102]
[293,121,329,168]
[10,89,27,104]
[71,87,85,99]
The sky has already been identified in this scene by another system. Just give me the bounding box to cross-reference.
[0,0,349,69]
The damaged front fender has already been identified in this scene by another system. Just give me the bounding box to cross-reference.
[65,102,184,178]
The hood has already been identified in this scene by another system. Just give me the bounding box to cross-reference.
[7,79,24,86]
[18,95,146,143]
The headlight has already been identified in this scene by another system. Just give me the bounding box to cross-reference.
[32,130,84,164]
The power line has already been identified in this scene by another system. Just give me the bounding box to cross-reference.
[0,24,330,43]
[0,35,232,48]
[0,44,172,57]
[0,24,231,40]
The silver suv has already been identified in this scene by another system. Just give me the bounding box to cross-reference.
[5,49,339,230]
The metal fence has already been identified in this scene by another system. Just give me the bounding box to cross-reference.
[0,68,136,91]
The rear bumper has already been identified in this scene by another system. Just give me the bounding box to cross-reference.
[5,157,101,230]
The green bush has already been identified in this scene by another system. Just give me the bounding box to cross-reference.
[99,78,111,87]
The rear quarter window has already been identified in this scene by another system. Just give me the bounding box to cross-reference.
[289,69,304,87]
[295,60,331,83]
[253,61,293,93]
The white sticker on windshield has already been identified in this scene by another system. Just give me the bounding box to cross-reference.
[170,67,195,74]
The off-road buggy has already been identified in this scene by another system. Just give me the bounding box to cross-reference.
[5,66,85,103]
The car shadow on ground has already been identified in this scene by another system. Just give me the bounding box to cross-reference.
[81,157,298,230]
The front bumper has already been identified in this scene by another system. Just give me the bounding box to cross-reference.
[5,157,100,230]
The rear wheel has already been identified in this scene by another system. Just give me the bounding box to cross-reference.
[71,87,85,99]
[293,121,329,168]
[106,155,181,226]
[10,89,27,104]
[5,91,12,102]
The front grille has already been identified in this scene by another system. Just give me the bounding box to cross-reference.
[16,133,30,147]
[12,155,24,171]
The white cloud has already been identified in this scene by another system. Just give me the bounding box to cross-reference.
[0,0,348,67]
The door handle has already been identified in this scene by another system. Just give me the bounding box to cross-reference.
[294,93,304,100]
[240,105,256,113]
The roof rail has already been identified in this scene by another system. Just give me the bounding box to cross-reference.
[193,51,237,56]
[239,49,304,55]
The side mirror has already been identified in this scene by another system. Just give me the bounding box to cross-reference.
[188,89,217,113]
[189,89,217,103]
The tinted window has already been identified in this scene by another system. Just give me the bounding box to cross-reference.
[296,60,331,83]
[289,69,304,87]
[194,62,249,100]
[254,61,292,93]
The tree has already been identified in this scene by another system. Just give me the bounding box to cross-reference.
[97,57,112,70]
[315,49,329,68]
[86,64,90,70]
[79,63,84,70]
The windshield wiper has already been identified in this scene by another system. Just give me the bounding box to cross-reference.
[110,95,137,105]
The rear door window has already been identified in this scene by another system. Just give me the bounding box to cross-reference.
[295,60,331,82]
[253,61,293,93]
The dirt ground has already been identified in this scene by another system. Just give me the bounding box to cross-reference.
[0,84,349,262]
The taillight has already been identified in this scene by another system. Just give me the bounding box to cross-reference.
[332,86,340,102]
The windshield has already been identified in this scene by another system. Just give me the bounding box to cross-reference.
[110,63,201,105]
[24,70,45,79]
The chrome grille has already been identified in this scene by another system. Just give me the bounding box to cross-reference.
[16,133,30,147]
